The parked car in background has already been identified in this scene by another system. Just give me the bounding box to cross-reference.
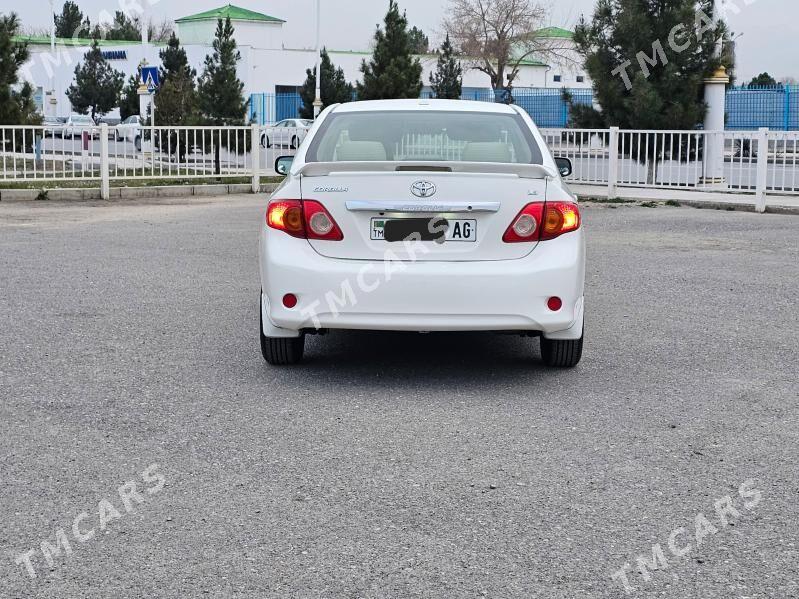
[98,115,121,127]
[42,116,66,137]
[97,115,121,138]
[115,115,143,150]
[62,114,97,139]
[260,119,313,149]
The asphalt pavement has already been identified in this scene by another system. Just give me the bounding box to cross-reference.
[0,195,797,598]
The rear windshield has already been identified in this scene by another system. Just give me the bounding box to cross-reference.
[305,110,542,164]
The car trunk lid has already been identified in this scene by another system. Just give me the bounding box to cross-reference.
[298,162,553,261]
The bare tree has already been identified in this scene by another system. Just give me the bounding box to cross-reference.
[444,0,572,94]
[148,18,175,43]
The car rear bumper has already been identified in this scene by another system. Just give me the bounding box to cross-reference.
[259,228,585,339]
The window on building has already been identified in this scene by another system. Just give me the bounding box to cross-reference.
[576,75,585,83]
[553,75,562,82]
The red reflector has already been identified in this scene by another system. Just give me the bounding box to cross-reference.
[547,296,563,311]
[282,293,298,308]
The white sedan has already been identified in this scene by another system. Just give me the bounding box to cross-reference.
[260,119,312,149]
[61,114,98,138]
[115,115,143,150]
[259,99,585,366]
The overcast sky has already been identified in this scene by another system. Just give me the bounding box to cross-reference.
[15,0,798,82]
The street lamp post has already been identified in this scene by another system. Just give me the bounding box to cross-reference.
[313,0,322,118]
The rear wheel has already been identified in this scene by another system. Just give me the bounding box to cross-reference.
[259,303,305,365]
[540,331,583,368]
[134,136,141,152]
[290,135,299,149]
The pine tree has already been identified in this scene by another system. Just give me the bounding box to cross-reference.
[429,34,462,99]
[197,18,246,124]
[572,0,729,182]
[156,34,198,128]
[65,39,124,120]
[159,32,195,83]
[104,11,140,41]
[54,1,90,38]
[0,12,41,142]
[408,26,429,54]
[119,69,140,121]
[356,0,423,100]
[299,48,354,119]
[573,0,727,131]
[748,72,777,88]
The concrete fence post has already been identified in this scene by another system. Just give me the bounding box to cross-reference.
[608,126,619,198]
[100,123,110,200]
[755,127,769,213]
[251,123,261,194]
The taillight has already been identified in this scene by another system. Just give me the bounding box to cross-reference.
[266,199,343,241]
[303,200,343,241]
[502,201,580,243]
[541,201,580,240]
[503,203,544,243]
[267,200,304,238]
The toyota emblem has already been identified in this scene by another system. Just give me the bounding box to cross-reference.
[411,180,436,198]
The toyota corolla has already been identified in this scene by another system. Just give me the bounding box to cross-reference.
[259,99,585,367]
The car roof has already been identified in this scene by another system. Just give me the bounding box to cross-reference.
[331,98,518,115]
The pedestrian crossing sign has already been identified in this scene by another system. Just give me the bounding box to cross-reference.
[141,66,160,94]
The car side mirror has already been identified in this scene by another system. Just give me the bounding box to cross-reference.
[555,157,572,177]
[275,155,294,176]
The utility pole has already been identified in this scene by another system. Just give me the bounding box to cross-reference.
[312,0,322,118]
[48,0,56,116]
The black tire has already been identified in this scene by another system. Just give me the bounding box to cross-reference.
[290,135,298,149]
[264,136,272,148]
[134,136,141,152]
[259,303,305,365]
[540,331,583,368]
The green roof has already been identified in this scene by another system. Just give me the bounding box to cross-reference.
[12,35,133,47]
[536,27,574,39]
[176,4,285,24]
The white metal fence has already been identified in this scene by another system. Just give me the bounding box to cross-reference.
[1,124,797,211]
[0,123,306,193]
[541,127,799,210]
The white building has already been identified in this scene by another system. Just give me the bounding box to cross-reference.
[18,4,591,123]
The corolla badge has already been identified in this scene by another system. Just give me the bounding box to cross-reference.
[411,180,436,198]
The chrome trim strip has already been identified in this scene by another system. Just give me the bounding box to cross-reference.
[345,201,501,213]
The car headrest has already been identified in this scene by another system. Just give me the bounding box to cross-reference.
[335,141,388,162]
[462,142,513,163]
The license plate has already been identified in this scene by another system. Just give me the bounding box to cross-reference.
[371,218,477,242]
